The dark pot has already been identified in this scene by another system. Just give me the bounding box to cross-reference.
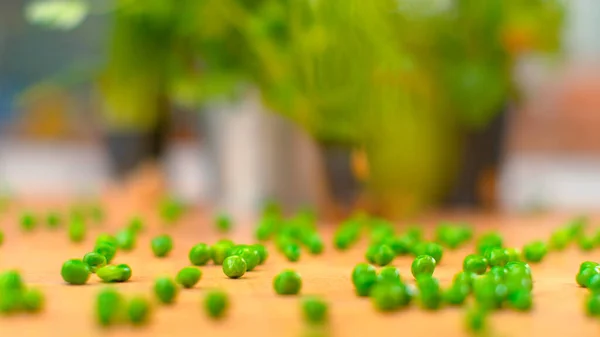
[318,143,360,212]
[445,108,508,207]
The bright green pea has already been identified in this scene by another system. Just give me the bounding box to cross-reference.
[577,267,600,288]
[486,248,509,267]
[476,232,503,255]
[154,277,178,304]
[0,270,24,291]
[372,244,394,266]
[411,255,436,278]
[463,254,488,275]
[549,229,571,251]
[20,212,37,231]
[211,242,234,265]
[22,288,44,312]
[68,219,86,243]
[508,289,532,311]
[127,296,151,325]
[588,274,600,292]
[302,296,328,324]
[97,265,126,283]
[117,264,132,282]
[488,266,507,283]
[215,213,233,233]
[273,270,302,295]
[283,243,301,262]
[94,242,117,264]
[370,282,410,311]
[421,242,444,263]
[454,271,475,288]
[351,263,377,291]
[586,292,600,316]
[95,233,118,248]
[151,235,173,258]
[377,266,401,284]
[189,243,212,266]
[116,229,136,251]
[505,248,521,262]
[96,287,124,326]
[176,266,202,288]
[473,274,506,309]
[83,252,107,273]
[304,233,324,255]
[385,235,414,255]
[222,256,247,279]
[416,276,442,310]
[580,261,599,272]
[252,244,269,264]
[204,290,229,319]
[61,259,90,285]
[465,307,487,333]
[522,241,548,263]
[444,284,469,306]
[578,236,595,252]
[365,245,378,264]
[46,212,61,229]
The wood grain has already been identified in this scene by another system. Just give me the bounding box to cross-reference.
[0,207,598,337]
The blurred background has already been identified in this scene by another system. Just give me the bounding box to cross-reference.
[0,0,599,219]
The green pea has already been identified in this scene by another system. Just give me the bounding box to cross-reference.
[578,236,595,252]
[577,267,600,288]
[117,264,132,282]
[215,213,233,233]
[97,265,130,283]
[176,267,202,288]
[411,255,436,278]
[588,274,600,292]
[549,228,571,251]
[20,212,37,231]
[283,243,301,262]
[211,242,234,265]
[127,216,145,233]
[473,274,506,309]
[302,296,328,324]
[505,248,521,262]
[421,242,444,263]
[46,212,61,229]
[405,226,423,241]
[96,287,124,326]
[453,271,475,288]
[252,244,269,264]
[68,219,86,243]
[507,289,532,311]
[444,283,469,306]
[384,235,414,255]
[463,254,488,275]
[273,270,302,295]
[22,288,44,312]
[83,252,107,273]
[465,307,487,332]
[151,235,173,258]
[580,261,599,272]
[116,229,136,251]
[486,248,509,267]
[204,290,229,319]
[0,270,24,291]
[127,296,151,325]
[372,244,394,266]
[61,259,90,285]
[370,281,411,311]
[154,277,178,304]
[304,233,324,255]
[377,266,401,284]
[416,276,442,310]
[522,241,548,263]
[488,266,506,283]
[476,232,503,255]
[189,243,212,266]
[235,246,261,270]
[222,256,247,279]
[365,245,378,264]
[95,233,118,248]
[94,242,117,264]
[586,292,600,316]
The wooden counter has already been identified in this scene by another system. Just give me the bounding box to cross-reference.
[0,208,597,337]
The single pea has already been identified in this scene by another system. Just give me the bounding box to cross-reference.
[473,274,507,309]
[0,291,22,313]
[586,292,600,316]
[236,246,262,270]
[505,248,521,262]
[273,270,302,295]
[505,261,532,277]
[95,233,118,248]
[283,243,301,262]
[22,288,44,312]
[377,266,401,284]
[83,252,107,273]
[463,254,488,275]
[372,244,395,266]
[116,229,136,251]
[46,211,61,229]
[588,273,600,292]
[68,219,86,243]
[176,266,202,288]
[94,242,117,264]
[302,296,328,324]
[578,236,595,252]
[20,212,37,231]
[154,277,178,304]
[577,267,600,288]
[476,232,503,255]
[96,287,124,326]
[486,248,509,267]
[97,265,125,283]
[117,264,132,282]
[255,224,273,242]
[370,282,410,311]
[454,271,475,288]
[304,233,324,255]
[365,245,378,264]
[222,256,247,279]
[151,235,173,258]
[61,259,90,285]
[465,307,487,333]
[204,290,229,319]
[549,228,571,251]
[444,284,469,306]
[385,235,414,255]
[0,270,24,291]
[405,226,423,241]
[126,216,145,233]
[252,244,269,264]
[127,296,151,325]
[211,242,234,265]
[580,261,599,272]
[215,213,233,233]
[188,243,212,266]
[522,241,548,263]
[411,255,436,278]
[508,289,532,311]
[417,276,442,310]
[422,242,444,263]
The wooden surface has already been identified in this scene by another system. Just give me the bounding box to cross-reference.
[0,207,598,337]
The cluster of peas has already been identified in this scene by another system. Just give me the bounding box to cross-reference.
[0,270,44,314]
